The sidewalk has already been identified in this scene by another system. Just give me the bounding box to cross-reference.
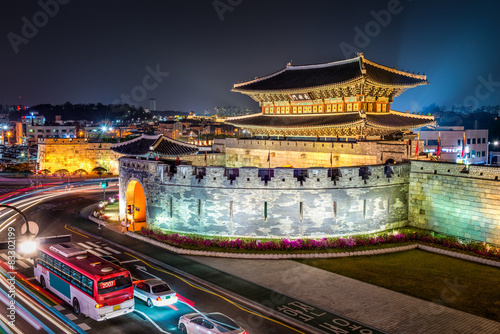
[77,206,500,334]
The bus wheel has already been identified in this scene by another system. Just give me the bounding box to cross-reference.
[146,298,153,308]
[73,298,81,315]
[40,276,46,290]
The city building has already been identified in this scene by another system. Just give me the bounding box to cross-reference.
[418,127,488,164]
[16,122,78,145]
[156,120,183,139]
[149,98,157,111]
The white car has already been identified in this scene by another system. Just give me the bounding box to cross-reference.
[178,312,248,334]
[133,279,178,307]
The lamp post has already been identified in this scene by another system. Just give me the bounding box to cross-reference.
[6,132,11,146]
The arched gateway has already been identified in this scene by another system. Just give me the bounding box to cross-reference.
[113,54,435,238]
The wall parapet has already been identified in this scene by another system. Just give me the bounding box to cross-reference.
[411,160,500,181]
[119,157,409,189]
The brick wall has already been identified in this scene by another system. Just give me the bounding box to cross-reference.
[409,161,500,244]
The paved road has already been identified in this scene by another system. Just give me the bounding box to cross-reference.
[0,187,311,333]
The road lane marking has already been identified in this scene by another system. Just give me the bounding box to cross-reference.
[124,252,306,334]
[133,310,172,334]
[121,259,140,264]
[64,225,89,238]
[85,242,100,248]
[136,267,161,280]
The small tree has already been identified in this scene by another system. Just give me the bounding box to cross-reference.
[40,169,51,177]
[74,168,88,177]
[54,169,70,178]
[92,166,107,177]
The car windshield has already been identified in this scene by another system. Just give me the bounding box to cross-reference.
[207,314,239,332]
[152,283,171,293]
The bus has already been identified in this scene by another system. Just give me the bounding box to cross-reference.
[34,243,134,321]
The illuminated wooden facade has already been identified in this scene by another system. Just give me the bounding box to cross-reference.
[228,54,435,137]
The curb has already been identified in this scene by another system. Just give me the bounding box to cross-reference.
[125,233,500,267]
[71,225,326,334]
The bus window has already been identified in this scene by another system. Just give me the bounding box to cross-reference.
[98,275,132,295]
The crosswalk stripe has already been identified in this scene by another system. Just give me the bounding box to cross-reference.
[77,242,92,249]
[54,305,65,311]
[87,250,104,258]
[86,242,101,248]
[1,253,30,269]
[78,323,91,331]
[92,248,112,256]
[15,254,33,265]
[103,247,121,254]
[15,260,30,269]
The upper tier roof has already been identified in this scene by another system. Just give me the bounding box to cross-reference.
[111,134,198,156]
[232,55,428,93]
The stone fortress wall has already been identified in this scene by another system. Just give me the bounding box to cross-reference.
[119,157,410,238]
[215,138,415,168]
[38,138,124,174]
[120,158,500,245]
[409,161,500,245]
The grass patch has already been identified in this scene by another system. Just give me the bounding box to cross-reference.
[296,249,500,321]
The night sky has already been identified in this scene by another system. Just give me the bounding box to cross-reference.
[1,0,500,113]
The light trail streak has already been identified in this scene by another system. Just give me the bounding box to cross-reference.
[124,252,306,334]
[0,312,21,334]
[0,193,62,233]
[0,269,76,334]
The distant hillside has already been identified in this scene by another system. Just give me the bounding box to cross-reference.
[8,102,178,123]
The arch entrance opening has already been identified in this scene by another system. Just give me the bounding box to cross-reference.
[125,180,147,231]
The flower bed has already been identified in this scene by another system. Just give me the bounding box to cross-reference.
[137,228,500,260]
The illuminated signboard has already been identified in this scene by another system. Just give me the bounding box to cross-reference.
[99,280,116,290]
[289,93,311,101]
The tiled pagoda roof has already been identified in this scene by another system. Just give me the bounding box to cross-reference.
[111,134,198,156]
[232,55,428,93]
[226,110,435,135]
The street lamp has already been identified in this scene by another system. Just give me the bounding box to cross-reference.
[7,132,11,145]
